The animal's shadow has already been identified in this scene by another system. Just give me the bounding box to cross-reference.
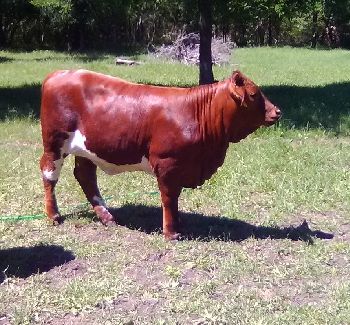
[0,244,75,284]
[94,204,333,243]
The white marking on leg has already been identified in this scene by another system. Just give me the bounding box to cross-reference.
[42,159,63,181]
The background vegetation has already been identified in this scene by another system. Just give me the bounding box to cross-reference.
[1,0,350,51]
[0,48,350,324]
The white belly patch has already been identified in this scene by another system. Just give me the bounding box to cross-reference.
[63,130,154,176]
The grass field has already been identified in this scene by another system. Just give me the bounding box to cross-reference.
[0,47,350,324]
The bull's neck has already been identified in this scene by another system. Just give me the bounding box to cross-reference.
[190,82,230,144]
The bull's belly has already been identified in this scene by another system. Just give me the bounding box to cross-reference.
[64,130,154,176]
[88,155,153,175]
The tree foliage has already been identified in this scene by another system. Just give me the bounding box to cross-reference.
[1,0,350,50]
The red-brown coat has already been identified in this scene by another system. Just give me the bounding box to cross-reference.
[40,69,281,239]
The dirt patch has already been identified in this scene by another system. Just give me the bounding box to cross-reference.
[96,294,167,318]
[45,258,88,288]
[124,245,213,293]
[70,223,117,243]
[34,312,96,325]
[0,314,10,325]
[123,248,173,290]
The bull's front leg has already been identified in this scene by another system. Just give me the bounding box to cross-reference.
[157,179,182,240]
[74,156,116,226]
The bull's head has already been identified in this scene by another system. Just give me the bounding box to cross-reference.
[229,70,281,127]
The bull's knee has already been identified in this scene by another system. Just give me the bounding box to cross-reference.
[41,156,64,183]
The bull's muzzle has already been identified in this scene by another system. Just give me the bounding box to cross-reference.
[265,106,281,126]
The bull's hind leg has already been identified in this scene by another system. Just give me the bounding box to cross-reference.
[40,152,64,225]
[73,156,116,226]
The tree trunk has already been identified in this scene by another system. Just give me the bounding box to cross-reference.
[311,11,318,49]
[0,15,6,47]
[198,0,214,85]
[79,28,86,53]
[268,15,273,46]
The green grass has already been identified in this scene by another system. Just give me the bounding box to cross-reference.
[1,48,350,324]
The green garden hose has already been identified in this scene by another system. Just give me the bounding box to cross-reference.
[0,190,161,221]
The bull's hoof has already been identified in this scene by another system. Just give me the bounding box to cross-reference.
[93,215,117,226]
[48,214,63,226]
[93,205,116,226]
[103,220,117,227]
[164,232,181,241]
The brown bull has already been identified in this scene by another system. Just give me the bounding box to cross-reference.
[39,69,281,239]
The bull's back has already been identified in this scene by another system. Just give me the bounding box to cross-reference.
[41,69,188,127]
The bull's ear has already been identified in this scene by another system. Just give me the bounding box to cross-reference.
[231,70,245,87]
[230,71,247,107]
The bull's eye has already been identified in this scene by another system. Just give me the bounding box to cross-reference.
[250,92,258,99]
